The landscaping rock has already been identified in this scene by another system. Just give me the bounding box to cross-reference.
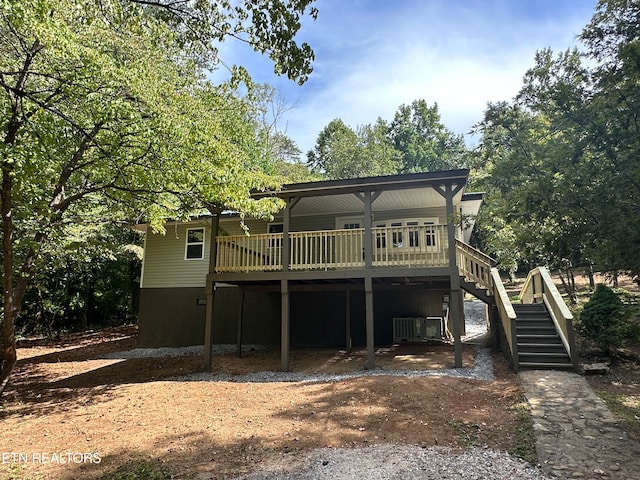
[581,363,610,375]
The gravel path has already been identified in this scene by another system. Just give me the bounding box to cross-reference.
[180,346,494,383]
[226,444,551,480]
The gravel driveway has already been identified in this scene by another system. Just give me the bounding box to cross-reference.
[228,444,551,480]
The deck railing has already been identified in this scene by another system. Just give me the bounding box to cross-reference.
[216,233,282,272]
[456,240,495,293]
[372,225,449,267]
[490,267,518,370]
[290,229,365,270]
[215,225,457,273]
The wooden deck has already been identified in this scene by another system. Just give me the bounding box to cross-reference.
[215,225,451,272]
[214,226,493,293]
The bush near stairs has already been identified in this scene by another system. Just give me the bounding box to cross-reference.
[579,284,639,356]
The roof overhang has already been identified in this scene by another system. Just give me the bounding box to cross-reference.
[254,169,471,217]
[254,169,470,200]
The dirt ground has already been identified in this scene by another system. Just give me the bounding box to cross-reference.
[0,327,527,480]
[2,273,638,479]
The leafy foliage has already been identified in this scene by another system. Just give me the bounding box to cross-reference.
[579,284,630,355]
[390,100,468,173]
[0,0,316,392]
[307,100,467,180]
[472,0,640,287]
[18,224,142,334]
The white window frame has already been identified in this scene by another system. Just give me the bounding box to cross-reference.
[335,216,364,230]
[267,222,283,249]
[375,218,439,252]
[185,227,206,260]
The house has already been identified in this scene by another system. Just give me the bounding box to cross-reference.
[137,168,579,372]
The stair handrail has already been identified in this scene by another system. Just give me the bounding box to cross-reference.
[456,240,496,294]
[519,267,578,370]
[490,268,519,371]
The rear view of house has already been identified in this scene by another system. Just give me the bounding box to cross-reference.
[137,168,578,372]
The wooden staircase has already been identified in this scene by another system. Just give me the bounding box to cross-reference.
[459,276,494,305]
[457,248,577,373]
[513,303,573,370]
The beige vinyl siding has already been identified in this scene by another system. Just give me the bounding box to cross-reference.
[290,214,335,232]
[284,208,449,232]
[220,218,268,236]
[141,203,461,288]
[141,218,270,288]
[141,222,211,288]
[373,207,447,224]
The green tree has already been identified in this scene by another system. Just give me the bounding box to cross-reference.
[389,99,468,173]
[472,99,587,293]
[0,0,316,393]
[20,224,142,334]
[579,0,640,279]
[128,0,318,83]
[474,0,640,286]
[307,118,401,180]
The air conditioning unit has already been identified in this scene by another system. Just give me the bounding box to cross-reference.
[393,317,443,343]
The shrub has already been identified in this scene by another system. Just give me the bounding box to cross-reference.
[579,284,636,355]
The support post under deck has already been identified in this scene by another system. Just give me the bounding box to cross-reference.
[365,276,375,369]
[450,272,463,368]
[281,279,290,372]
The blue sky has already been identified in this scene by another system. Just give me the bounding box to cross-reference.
[212,0,598,158]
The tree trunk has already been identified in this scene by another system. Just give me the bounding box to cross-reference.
[587,263,595,290]
[0,165,17,395]
[557,269,574,301]
[567,267,578,304]
[129,258,140,319]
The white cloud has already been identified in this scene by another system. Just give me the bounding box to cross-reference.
[208,0,598,157]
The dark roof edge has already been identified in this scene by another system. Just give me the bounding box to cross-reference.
[461,192,484,201]
[253,168,470,198]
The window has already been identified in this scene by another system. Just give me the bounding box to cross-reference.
[391,222,403,248]
[335,216,363,230]
[375,223,386,248]
[268,223,283,249]
[185,228,205,260]
[424,221,436,247]
[375,218,439,251]
[407,221,419,247]
[268,223,284,234]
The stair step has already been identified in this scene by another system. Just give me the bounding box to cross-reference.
[519,361,574,370]
[517,343,567,353]
[516,327,558,336]
[519,352,570,359]
[517,320,555,327]
[514,303,547,312]
[517,335,563,345]
[516,320,556,330]
[516,313,553,323]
